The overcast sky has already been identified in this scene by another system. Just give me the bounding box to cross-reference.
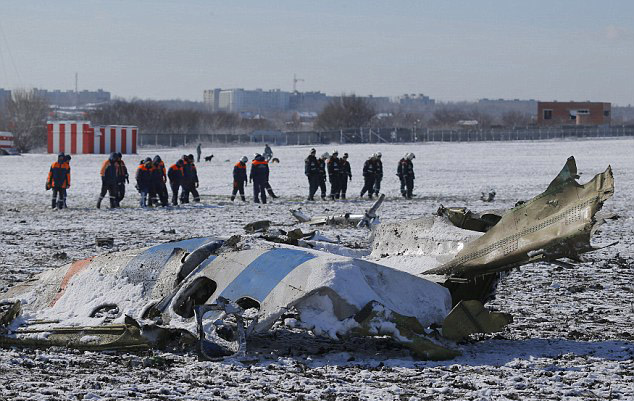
[1,1,632,105]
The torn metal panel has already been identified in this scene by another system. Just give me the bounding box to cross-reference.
[442,300,512,341]
[290,194,385,228]
[425,156,614,280]
[436,205,502,232]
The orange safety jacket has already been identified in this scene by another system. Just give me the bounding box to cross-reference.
[47,161,71,189]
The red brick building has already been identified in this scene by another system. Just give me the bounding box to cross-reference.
[537,101,611,126]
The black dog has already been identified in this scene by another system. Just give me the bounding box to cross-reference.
[204,155,214,162]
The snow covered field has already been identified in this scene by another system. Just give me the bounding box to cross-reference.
[0,139,633,400]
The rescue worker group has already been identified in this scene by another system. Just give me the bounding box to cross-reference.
[45,145,417,209]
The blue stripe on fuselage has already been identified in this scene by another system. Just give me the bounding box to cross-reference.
[218,248,315,303]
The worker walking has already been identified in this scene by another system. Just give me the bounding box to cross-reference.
[318,152,328,200]
[167,159,184,206]
[231,156,248,202]
[196,144,202,163]
[250,153,269,204]
[360,154,377,199]
[340,153,352,200]
[327,150,342,200]
[98,152,120,208]
[263,144,273,162]
[397,152,416,199]
[136,158,154,207]
[305,148,320,201]
[114,153,128,205]
[46,152,71,209]
[373,152,383,195]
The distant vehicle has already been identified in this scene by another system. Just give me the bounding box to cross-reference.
[0,132,20,155]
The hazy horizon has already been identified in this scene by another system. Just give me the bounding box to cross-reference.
[1,1,633,105]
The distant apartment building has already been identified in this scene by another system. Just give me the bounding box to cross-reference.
[33,89,111,107]
[399,93,435,108]
[204,88,290,113]
[537,101,611,126]
[205,87,401,114]
[0,88,11,107]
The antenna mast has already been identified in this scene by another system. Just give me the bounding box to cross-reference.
[293,73,304,92]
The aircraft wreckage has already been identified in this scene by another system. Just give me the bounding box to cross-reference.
[0,157,615,360]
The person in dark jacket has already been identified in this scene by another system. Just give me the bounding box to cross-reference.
[231,156,248,202]
[360,154,377,199]
[327,150,342,200]
[46,152,71,209]
[318,152,328,200]
[196,144,202,163]
[167,159,184,206]
[373,152,383,195]
[339,153,352,200]
[114,153,128,205]
[98,152,119,208]
[180,154,200,203]
[397,152,416,199]
[136,158,154,207]
[263,144,273,161]
[151,155,168,207]
[305,148,320,201]
[249,153,269,204]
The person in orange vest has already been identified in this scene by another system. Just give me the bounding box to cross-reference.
[114,152,129,205]
[46,152,71,209]
[136,158,154,208]
[249,153,269,204]
[167,159,184,206]
[231,156,248,202]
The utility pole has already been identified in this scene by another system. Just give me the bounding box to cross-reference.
[292,73,304,93]
[75,72,78,108]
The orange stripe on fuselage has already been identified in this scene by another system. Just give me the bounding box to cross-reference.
[49,257,94,307]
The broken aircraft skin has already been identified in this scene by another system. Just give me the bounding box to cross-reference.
[0,157,615,361]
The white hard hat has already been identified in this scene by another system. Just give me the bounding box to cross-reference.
[375,151,382,158]
[404,152,410,158]
[332,149,338,155]
[240,156,248,163]
[407,153,416,160]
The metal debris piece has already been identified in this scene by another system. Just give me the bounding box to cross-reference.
[95,237,114,247]
[353,301,461,360]
[289,194,385,229]
[243,220,271,233]
[436,205,502,232]
[480,189,496,202]
[442,300,512,341]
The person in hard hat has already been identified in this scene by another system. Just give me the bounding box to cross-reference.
[360,153,377,199]
[98,152,120,208]
[249,153,269,204]
[114,153,129,206]
[46,152,71,209]
[167,159,185,206]
[318,152,329,200]
[397,152,416,199]
[373,151,383,195]
[304,148,320,201]
[231,156,248,202]
[327,150,342,200]
[136,157,154,207]
[339,153,352,200]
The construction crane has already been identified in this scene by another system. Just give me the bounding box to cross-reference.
[292,73,304,93]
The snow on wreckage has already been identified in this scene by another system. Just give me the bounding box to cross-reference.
[0,157,615,361]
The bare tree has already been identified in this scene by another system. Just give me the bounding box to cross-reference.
[0,89,49,152]
[500,110,533,127]
[315,95,375,130]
